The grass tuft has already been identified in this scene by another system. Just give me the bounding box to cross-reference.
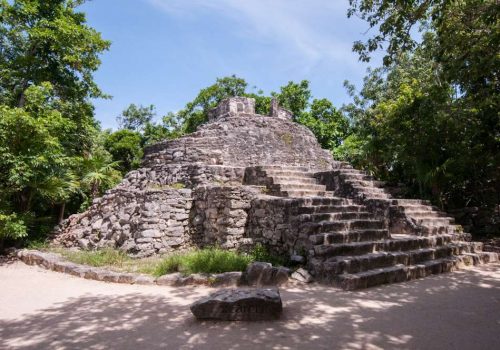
[44,244,287,277]
[153,248,252,277]
[58,248,130,267]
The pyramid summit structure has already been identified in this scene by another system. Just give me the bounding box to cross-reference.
[55,97,498,289]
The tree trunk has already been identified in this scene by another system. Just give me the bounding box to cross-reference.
[58,202,66,224]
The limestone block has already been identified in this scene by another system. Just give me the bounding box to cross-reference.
[190,288,282,321]
[244,262,289,286]
[291,268,314,283]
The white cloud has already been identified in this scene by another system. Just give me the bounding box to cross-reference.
[148,0,359,73]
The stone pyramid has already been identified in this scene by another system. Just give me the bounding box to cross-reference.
[55,97,498,289]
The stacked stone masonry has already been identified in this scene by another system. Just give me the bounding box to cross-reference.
[55,97,498,289]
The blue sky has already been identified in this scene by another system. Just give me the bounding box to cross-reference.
[80,0,381,129]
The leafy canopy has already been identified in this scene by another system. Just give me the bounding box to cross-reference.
[0,0,113,242]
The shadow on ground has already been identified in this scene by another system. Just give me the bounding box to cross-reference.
[1,265,499,350]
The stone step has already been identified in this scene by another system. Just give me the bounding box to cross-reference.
[313,234,460,257]
[392,199,432,205]
[298,204,366,214]
[362,193,392,199]
[414,217,455,225]
[309,229,391,245]
[392,204,435,211]
[420,225,461,236]
[271,176,318,184]
[277,190,333,198]
[258,165,312,172]
[272,183,326,191]
[332,260,456,290]
[403,210,447,218]
[263,170,315,178]
[331,251,498,290]
[297,197,352,206]
[301,219,385,235]
[337,168,368,175]
[321,244,475,275]
[352,187,388,195]
[335,161,353,169]
[346,179,387,187]
[298,211,374,222]
[457,252,499,266]
[338,172,374,181]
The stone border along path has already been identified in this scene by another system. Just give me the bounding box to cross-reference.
[15,250,298,288]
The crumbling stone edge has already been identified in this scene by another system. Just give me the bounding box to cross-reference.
[14,249,308,287]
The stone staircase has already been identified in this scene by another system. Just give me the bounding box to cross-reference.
[392,199,460,236]
[244,166,333,197]
[245,165,498,290]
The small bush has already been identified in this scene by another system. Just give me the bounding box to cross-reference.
[154,248,252,276]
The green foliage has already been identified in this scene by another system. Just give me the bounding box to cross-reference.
[249,243,286,267]
[298,98,349,151]
[0,0,111,106]
[141,112,185,145]
[104,129,143,173]
[274,80,311,119]
[0,1,111,245]
[0,212,28,240]
[0,84,78,213]
[117,104,155,131]
[345,1,499,221]
[154,248,253,276]
[57,248,130,267]
[79,152,121,204]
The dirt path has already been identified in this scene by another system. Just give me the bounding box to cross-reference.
[1,261,499,350]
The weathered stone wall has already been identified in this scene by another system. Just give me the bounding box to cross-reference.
[191,186,260,249]
[55,188,193,257]
[270,98,293,120]
[189,186,314,257]
[118,164,245,190]
[208,97,256,122]
[245,198,302,255]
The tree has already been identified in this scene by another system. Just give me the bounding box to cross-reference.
[345,0,499,234]
[0,0,111,244]
[0,0,111,106]
[0,84,78,240]
[344,30,498,211]
[104,129,143,174]
[274,80,311,120]
[117,104,155,131]
[298,98,349,151]
[142,112,184,145]
[180,75,248,133]
[80,153,121,204]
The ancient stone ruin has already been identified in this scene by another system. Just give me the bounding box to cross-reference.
[55,97,498,290]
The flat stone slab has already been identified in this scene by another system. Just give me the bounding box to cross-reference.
[190,288,282,321]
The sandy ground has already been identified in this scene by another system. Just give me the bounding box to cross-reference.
[1,261,499,350]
